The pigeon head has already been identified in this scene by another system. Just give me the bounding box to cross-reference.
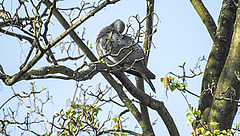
[110,19,125,33]
[96,19,125,41]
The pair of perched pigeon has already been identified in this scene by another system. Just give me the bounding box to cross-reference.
[96,19,156,92]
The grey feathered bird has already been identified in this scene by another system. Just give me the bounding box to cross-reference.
[96,19,156,92]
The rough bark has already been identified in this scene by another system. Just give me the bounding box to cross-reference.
[136,77,155,136]
[135,0,155,135]
[207,6,240,130]
[198,0,237,127]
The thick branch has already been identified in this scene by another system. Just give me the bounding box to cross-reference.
[143,0,155,62]
[135,0,155,136]
[198,0,237,127]
[0,63,123,83]
[136,77,155,136]
[207,6,240,130]
[98,129,141,136]
[43,0,178,135]
[4,50,45,85]
[190,0,217,40]
[44,0,120,53]
[43,0,147,133]
[114,71,180,136]
[0,28,34,43]
[1,0,119,85]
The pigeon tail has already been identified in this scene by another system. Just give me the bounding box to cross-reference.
[144,77,156,93]
[137,67,156,79]
[125,68,156,93]
[96,19,156,93]
[141,73,156,93]
[144,68,156,79]
[124,63,155,79]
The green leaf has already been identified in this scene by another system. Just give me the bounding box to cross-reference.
[169,76,175,82]
[221,130,227,134]
[169,85,176,91]
[93,107,102,116]
[88,105,93,110]
[153,28,157,33]
[186,112,192,119]
[42,87,47,90]
[112,117,119,122]
[121,132,128,136]
[186,118,192,126]
[209,122,219,126]
[71,104,77,109]
[213,129,220,134]
[181,83,187,87]
[66,111,70,115]
[160,78,164,83]
[72,111,76,118]
[227,129,232,134]
[77,104,83,109]
[194,110,201,118]
[72,121,76,126]
[198,127,206,134]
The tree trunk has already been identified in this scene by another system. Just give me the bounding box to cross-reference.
[207,5,240,130]
[198,0,237,128]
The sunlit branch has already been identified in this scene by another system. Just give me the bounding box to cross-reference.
[42,3,147,135]
[97,129,141,136]
[0,28,34,43]
[88,91,125,107]
[190,0,217,40]
[113,71,180,136]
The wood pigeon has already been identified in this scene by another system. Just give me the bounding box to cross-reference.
[96,19,156,92]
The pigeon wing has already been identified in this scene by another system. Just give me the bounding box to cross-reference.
[96,20,156,92]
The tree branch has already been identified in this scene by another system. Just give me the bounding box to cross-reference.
[0,28,34,43]
[143,0,155,62]
[190,0,217,40]
[0,62,127,84]
[207,5,240,130]
[43,0,179,135]
[42,0,178,135]
[42,1,157,135]
[135,0,155,136]
[198,0,237,127]
[98,129,142,136]
[43,0,120,52]
[113,71,180,136]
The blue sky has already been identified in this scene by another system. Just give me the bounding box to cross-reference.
[0,0,234,135]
